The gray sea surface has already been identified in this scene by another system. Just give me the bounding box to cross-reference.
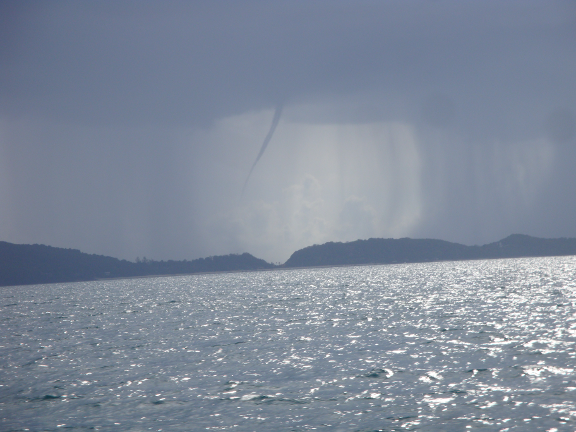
[1,257,576,431]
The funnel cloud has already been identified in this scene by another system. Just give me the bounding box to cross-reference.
[242,104,283,195]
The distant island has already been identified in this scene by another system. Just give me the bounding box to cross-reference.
[1,234,576,287]
[0,242,273,287]
[283,234,576,267]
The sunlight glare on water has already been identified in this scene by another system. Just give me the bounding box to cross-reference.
[1,256,576,431]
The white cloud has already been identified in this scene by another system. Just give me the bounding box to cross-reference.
[201,111,424,261]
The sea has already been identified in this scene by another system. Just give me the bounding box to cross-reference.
[1,256,576,432]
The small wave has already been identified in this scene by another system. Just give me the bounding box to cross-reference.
[362,368,394,379]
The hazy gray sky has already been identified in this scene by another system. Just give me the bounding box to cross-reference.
[1,1,575,262]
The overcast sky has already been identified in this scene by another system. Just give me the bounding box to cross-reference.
[1,1,575,263]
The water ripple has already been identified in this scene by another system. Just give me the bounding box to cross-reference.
[1,256,575,430]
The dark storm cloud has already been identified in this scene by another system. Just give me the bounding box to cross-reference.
[1,0,575,261]
[2,0,573,132]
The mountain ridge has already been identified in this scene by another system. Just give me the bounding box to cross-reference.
[283,234,576,268]
[2,234,576,287]
[0,241,273,287]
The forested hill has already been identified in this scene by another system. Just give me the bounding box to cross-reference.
[0,241,274,287]
[3,234,576,287]
[283,234,576,268]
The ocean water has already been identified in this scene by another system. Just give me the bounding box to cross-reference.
[1,257,576,431]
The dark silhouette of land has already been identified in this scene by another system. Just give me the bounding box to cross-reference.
[283,234,576,267]
[0,242,273,287]
[1,234,576,287]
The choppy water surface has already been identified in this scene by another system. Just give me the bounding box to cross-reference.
[1,257,576,431]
